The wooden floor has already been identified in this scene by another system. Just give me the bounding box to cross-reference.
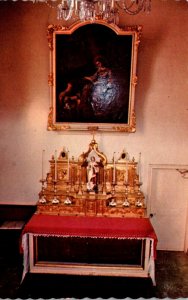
[0,250,188,299]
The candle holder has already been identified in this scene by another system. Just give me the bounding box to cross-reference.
[39,179,46,203]
[70,178,74,193]
[66,180,71,195]
[63,181,72,205]
[102,169,106,195]
[111,182,116,196]
[52,180,59,204]
[136,198,143,207]
[124,181,129,195]
[77,170,82,195]
[78,183,82,195]
[102,184,107,195]
[136,181,143,195]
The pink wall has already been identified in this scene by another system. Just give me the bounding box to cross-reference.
[0,1,188,251]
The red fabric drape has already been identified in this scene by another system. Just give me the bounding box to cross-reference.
[23,214,155,239]
[22,214,157,257]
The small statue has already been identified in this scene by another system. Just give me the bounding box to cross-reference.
[86,156,100,192]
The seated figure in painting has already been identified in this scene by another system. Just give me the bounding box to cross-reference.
[83,55,119,121]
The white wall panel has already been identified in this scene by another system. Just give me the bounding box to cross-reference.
[147,164,188,251]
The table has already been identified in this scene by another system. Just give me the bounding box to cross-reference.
[21,214,157,285]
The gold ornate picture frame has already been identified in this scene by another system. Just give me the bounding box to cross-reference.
[47,21,141,132]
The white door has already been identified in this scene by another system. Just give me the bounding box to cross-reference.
[147,164,188,251]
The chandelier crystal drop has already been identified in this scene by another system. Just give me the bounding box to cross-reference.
[56,0,151,23]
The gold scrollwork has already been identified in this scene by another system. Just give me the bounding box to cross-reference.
[47,24,67,51]
[132,75,138,86]
[48,73,53,86]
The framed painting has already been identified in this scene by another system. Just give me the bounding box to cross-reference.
[47,21,142,132]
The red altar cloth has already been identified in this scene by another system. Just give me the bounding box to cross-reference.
[22,214,157,257]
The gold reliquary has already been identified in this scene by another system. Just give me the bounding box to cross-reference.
[37,139,146,218]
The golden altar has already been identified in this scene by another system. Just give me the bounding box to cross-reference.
[37,138,146,218]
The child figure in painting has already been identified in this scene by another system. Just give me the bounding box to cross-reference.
[59,82,81,113]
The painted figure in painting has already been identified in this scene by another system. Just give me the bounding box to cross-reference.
[82,55,120,121]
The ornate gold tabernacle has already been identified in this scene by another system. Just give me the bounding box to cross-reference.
[37,139,146,218]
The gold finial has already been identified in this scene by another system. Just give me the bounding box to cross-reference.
[92,131,95,141]
[90,130,96,144]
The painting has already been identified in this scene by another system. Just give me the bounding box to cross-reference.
[47,21,142,132]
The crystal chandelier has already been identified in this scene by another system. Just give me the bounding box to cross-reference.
[56,0,151,23]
